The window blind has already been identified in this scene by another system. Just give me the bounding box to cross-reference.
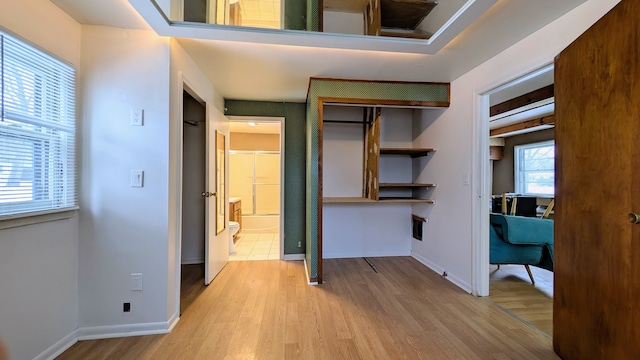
[0,30,77,217]
[514,140,555,196]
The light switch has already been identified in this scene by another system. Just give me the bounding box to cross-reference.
[131,109,144,126]
[131,170,144,187]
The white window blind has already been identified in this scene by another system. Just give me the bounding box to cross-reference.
[0,30,77,218]
[514,140,554,196]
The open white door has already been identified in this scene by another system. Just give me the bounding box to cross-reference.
[204,105,230,285]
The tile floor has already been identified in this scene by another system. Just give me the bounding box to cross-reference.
[229,232,280,261]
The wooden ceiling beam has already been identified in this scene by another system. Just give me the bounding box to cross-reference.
[490,84,554,117]
[490,115,555,137]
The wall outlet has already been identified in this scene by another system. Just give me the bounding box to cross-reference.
[131,273,143,291]
[123,302,131,312]
[131,109,144,126]
[297,241,302,248]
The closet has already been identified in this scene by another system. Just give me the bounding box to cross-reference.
[322,104,438,259]
[323,106,436,204]
[305,77,450,283]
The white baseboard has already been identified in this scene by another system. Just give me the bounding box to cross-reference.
[303,258,318,285]
[411,251,472,294]
[181,257,204,265]
[283,254,305,261]
[33,330,78,360]
[323,250,411,259]
[77,320,171,341]
[167,311,180,332]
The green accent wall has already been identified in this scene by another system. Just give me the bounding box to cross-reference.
[224,100,306,255]
[285,1,307,30]
[305,79,451,281]
[307,0,320,31]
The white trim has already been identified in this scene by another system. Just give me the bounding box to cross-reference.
[32,330,78,360]
[77,321,171,341]
[473,91,491,297]
[283,254,305,261]
[167,311,180,332]
[0,208,77,230]
[324,250,411,259]
[181,257,204,265]
[411,251,472,294]
[303,258,318,285]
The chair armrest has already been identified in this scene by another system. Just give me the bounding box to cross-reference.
[490,214,553,246]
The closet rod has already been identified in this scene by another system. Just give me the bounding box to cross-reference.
[323,120,366,124]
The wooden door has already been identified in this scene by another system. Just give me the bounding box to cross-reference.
[554,1,640,358]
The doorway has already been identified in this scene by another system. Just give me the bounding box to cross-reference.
[227,117,284,261]
[479,64,556,335]
[180,90,207,312]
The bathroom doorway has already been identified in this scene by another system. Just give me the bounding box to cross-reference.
[228,117,284,261]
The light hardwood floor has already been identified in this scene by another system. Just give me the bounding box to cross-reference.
[57,258,558,359]
[488,264,553,336]
[180,264,206,314]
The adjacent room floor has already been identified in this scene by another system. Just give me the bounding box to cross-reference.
[488,264,553,336]
[229,232,280,261]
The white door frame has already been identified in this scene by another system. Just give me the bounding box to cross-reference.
[227,116,286,259]
[472,63,555,296]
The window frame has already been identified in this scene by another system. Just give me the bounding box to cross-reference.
[514,140,555,197]
[0,28,78,222]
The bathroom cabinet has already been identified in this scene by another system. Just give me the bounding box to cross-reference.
[229,198,242,238]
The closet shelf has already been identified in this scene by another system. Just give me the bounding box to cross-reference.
[323,197,435,204]
[379,183,436,188]
[380,148,434,158]
[378,197,436,204]
[324,197,375,203]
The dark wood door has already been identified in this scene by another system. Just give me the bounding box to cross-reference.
[554,1,640,358]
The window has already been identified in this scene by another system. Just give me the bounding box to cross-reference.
[0,30,77,218]
[514,140,554,196]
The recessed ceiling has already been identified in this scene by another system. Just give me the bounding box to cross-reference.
[49,0,588,102]
[50,0,150,29]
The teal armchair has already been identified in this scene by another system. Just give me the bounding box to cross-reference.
[489,213,554,284]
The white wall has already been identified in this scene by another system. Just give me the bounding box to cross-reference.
[410,0,620,293]
[323,11,364,35]
[323,122,363,197]
[0,1,81,359]
[79,26,172,336]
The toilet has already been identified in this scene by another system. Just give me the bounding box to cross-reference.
[229,221,240,254]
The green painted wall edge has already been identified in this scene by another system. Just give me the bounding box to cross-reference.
[224,100,306,255]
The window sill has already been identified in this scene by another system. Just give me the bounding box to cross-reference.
[0,207,79,230]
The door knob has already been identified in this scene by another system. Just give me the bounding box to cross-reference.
[629,213,640,224]
[201,192,210,198]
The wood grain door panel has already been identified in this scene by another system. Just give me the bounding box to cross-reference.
[554,1,640,358]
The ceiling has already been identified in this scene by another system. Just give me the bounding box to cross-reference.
[229,121,281,134]
[50,0,587,102]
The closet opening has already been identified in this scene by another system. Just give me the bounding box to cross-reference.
[180,89,207,313]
